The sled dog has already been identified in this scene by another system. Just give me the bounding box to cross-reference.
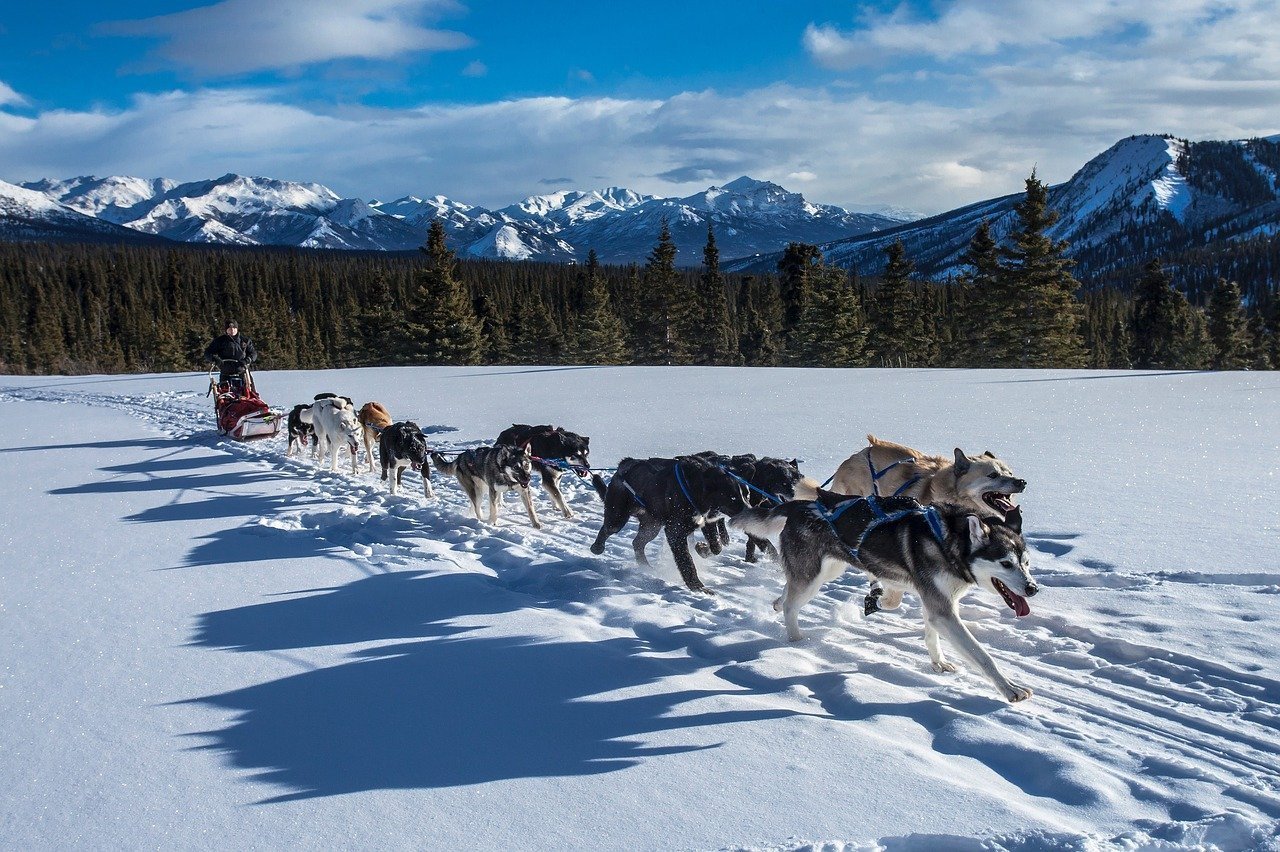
[496,423,591,519]
[358,402,394,473]
[380,421,434,498]
[734,498,1038,702]
[286,403,315,458]
[310,396,362,473]
[431,445,541,528]
[830,436,1026,520]
[590,455,749,594]
[689,452,819,562]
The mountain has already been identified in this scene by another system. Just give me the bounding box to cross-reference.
[10,172,909,263]
[0,180,164,244]
[726,134,1280,282]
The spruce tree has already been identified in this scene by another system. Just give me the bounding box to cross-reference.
[640,220,694,364]
[473,292,513,364]
[575,250,629,365]
[1131,260,1182,369]
[790,264,868,366]
[400,220,483,365]
[696,224,736,364]
[1206,277,1247,369]
[869,241,931,367]
[777,242,822,347]
[954,221,1008,366]
[998,172,1086,367]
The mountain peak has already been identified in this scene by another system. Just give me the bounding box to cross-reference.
[721,176,780,193]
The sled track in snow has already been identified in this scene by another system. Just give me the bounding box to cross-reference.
[6,385,1280,823]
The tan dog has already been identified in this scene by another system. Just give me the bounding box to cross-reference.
[357,402,393,473]
[829,435,1027,613]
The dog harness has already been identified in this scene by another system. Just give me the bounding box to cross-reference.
[867,454,921,497]
[716,465,785,506]
[812,493,946,563]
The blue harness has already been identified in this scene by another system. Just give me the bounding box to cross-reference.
[867,453,921,497]
[812,493,946,563]
[717,465,785,506]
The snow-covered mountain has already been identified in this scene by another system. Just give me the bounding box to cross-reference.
[728,134,1280,280]
[0,179,163,244]
[8,172,909,263]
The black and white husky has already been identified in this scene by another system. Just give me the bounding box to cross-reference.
[286,403,315,458]
[495,423,591,519]
[431,445,541,528]
[380,421,434,498]
[734,498,1039,702]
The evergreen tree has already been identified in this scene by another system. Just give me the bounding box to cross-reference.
[575,249,630,365]
[640,220,694,364]
[737,277,781,366]
[400,220,483,365]
[1131,260,1183,369]
[777,242,822,347]
[1245,311,1272,370]
[869,241,932,367]
[517,296,565,365]
[696,224,736,364]
[998,171,1086,367]
[953,221,1010,366]
[789,264,868,366]
[473,292,513,364]
[1206,277,1247,369]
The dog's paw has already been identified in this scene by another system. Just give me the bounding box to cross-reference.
[694,542,711,558]
[590,542,605,555]
[531,520,543,530]
[1005,683,1034,703]
[562,510,574,519]
[863,591,882,617]
[688,584,715,596]
[932,661,958,674]
[786,630,804,643]
[772,595,784,612]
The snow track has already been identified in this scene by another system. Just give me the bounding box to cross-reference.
[3,376,1278,847]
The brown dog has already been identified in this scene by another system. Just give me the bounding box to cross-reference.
[357,402,393,473]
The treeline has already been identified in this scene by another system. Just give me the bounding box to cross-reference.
[1,174,1276,375]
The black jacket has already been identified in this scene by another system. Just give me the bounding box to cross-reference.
[204,333,257,366]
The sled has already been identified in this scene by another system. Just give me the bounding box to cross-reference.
[207,360,283,441]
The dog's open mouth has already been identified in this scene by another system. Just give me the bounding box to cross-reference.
[992,578,1031,617]
[984,492,1017,515]
[411,461,421,471]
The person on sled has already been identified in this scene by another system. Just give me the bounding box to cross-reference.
[204,319,258,390]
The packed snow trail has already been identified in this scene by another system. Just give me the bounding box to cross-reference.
[3,367,1278,850]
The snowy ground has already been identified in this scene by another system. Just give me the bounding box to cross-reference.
[1,366,1278,851]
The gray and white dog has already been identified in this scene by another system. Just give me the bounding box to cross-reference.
[431,444,540,528]
[734,498,1038,702]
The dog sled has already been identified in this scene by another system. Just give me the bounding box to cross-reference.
[207,359,282,440]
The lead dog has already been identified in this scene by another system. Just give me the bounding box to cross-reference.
[495,424,591,519]
[734,499,1038,702]
[310,397,362,472]
[431,445,541,528]
[590,455,748,594]
[830,436,1027,613]
[358,402,394,473]
[380,421,434,498]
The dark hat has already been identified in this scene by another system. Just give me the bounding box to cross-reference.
[224,319,239,329]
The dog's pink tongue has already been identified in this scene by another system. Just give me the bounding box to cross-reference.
[1010,591,1030,617]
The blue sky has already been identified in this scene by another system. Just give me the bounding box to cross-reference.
[2,1,1279,213]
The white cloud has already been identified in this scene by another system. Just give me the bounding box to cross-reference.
[103,0,472,76]
[461,60,488,77]
[786,171,817,182]
[0,81,27,108]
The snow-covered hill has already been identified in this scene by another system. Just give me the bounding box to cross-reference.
[729,134,1280,279]
[0,179,164,244]
[1,366,1277,850]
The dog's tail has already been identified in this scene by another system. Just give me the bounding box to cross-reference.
[792,476,821,501]
[731,504,790,541]
[430,451,458,476]
[591,473,608,501]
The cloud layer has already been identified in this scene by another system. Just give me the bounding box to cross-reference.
[103,0,471,76]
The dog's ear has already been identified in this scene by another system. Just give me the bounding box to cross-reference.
[983,450,995,458]
[953,448,971,475]
[1004,505,1023,534]
[966,515,989,549]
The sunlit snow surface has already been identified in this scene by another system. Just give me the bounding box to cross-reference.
[1,366,1277,851]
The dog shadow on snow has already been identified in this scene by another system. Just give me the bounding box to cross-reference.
[179,569,798,802]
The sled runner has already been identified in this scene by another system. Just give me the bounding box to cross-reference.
[207,359,282,440]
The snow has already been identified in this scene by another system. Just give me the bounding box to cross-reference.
[1,366,1278,851]
[1149,138,1192,222]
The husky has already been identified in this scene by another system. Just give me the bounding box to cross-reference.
[358,402,394,473]
[589,455,748,594]
[496,423,591,519]
[380,421,434,498]
[310,397,362,473]
[734,498,1038,702]
[830,436,1027,613]
[689,452,819,562]
[431,445,541,528]
[286,403,315,458]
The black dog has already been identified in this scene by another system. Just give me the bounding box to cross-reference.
[690,452,816,562]
[286,403,314,457]
[590,455,748,594]
[379,421,434,498]
[496,423,590,519]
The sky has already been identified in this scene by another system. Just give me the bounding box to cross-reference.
[2,1,1279,214]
